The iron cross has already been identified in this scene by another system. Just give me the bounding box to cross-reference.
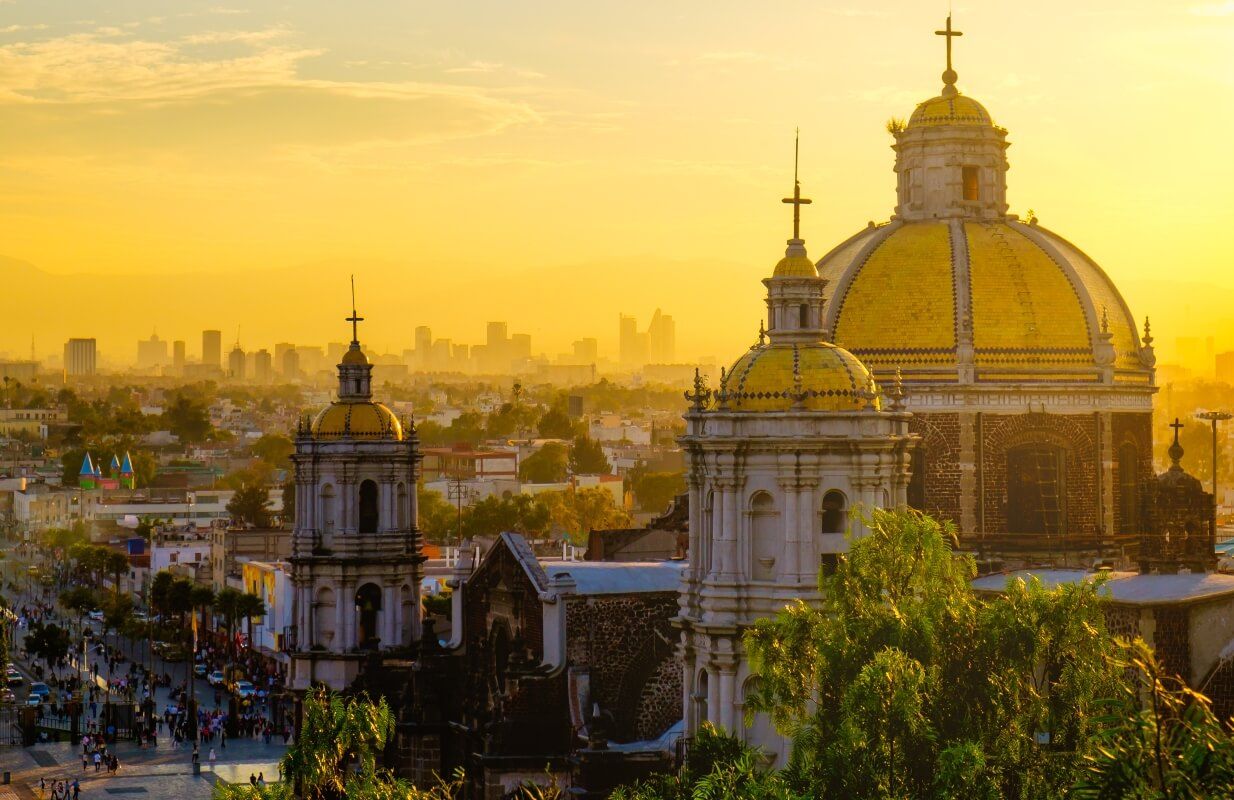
[782,130,812,240]
[347,274,364,343]
[935,15,963,72]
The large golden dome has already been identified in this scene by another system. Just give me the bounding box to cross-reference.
[722,342,879,412]
[907,93,991,129]
[311,400,403,440]
[816,219,1149,384]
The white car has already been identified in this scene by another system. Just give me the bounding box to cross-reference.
[207,670,226,687]
[87,609,104,622]
[23,695,41,707]
[233,680,256,699]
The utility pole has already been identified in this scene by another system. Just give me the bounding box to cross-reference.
[1196,410,1232,512]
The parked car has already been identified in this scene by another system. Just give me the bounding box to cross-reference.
[28,682,49,702]
[23,695,41,707]
[87,609,104,622]
[232,680,256,700]
[5,667,22,687]
[193,663,208,678]
[207,670,226,687]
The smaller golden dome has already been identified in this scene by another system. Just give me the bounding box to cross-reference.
[311,401,402,440]
[341,346,369,366]
[907,93,991,129]
[773,254,818,278]
[723,343,878,412]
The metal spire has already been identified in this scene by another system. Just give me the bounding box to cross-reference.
[346,274,365,345]
[935,14,963,95]
[781,129,812,240]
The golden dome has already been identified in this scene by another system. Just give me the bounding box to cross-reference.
[816,219,1148,383]
[341,346,369,366]
[311,400,402,440]
[907,93,991,129]
[772,253,818,278]
[722,342,879,412]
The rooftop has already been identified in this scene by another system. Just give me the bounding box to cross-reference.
[972,569,1234,606]
[544,560,686,595]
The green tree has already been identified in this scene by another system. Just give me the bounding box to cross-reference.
[518,442,569,483]
[742,508,1122,799]
[568,435,610,475]
[238,592,267,653]
[25,622,71,667]
[251,433,295,468]
[213,688,431,800]
[214,587,243,657]
[537,406,576,439]
[101,593,134,656]
[631,470,685,513]
[164,394,213,444]
[461,494,550,540]
[417,487,456,544]
[1072,638,1234,798]
[102,548,130,600]
[535,487,631,544]
[228,481,273,528]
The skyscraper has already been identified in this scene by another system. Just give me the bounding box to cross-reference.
[173,340,186,373]
[136,333,169,369]
[64,338,97,377]
[253,349,273,383]
[619,314,638,367]
[228,344,246,380]
[648,309,676,363]
[202,330,222,367]
[414,326,432,370]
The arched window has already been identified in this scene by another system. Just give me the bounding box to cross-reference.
[1007,443,1067,534]
[821,490,847,534]
[694,669,710,728]
[1119,443,1140,535]
[313,586,336,648]
[355,583,383,649]
[962,166,979,201]
[749,492,778,581]
[358,479,379,533]
[907,447,926,510]
[320,484,336,534]
[798,304,809,328]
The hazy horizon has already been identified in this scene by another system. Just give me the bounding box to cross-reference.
[3,1,1233,372]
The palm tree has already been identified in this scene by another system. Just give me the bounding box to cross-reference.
[238,592,267,655]
[214,587,243,664]
[102,549,130,600]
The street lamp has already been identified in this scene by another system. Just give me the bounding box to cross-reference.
[1195,410,1233,510]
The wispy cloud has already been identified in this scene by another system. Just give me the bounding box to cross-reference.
[1190,1,1234,15]
[444,60,545,79]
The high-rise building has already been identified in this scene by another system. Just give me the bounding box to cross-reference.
[430,339,452,371]
[510,333,532,364]
[327,342,347,365]
[282,349,300,380]
[0,361,38,382]
[136,333,169,369]
[648,309,676,363]
[63,338,97,377]
[415,326,432,370]
[253,349,273,384]
[173,340,186,373]
[619,314,642,367]
[452,343,471,372]
[275,343,296,375]
[202,330,222,367]
[573,338,598,363]
[228,344,246,380]
[296,346,325,376]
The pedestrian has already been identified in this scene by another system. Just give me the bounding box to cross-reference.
[73,781,80,800]
[257,772,265,787]
[93,751,101,771]
[208,747,217,770]
[249,773,256,786]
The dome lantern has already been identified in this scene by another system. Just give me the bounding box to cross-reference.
[892,15,1009,222]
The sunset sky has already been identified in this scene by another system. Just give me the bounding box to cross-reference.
[1,1,1232,367]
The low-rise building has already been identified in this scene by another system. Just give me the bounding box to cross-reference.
[0,408,67,439]
[422,445,517,482]
[210,527,292,592]
[240,560,293,661]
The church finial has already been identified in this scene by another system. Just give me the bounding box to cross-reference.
[346,274,365,345]
[1169,417,1185,468]
[758,321,766,346]
[935,14,963,97]
[1142,316,1153,347]
[781,129,812,241]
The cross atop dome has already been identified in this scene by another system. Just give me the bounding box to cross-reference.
[781,129,812,241]
[935,14,963,96]
[346,274,365,345]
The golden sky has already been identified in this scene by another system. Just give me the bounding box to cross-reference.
[1,1,1232,368]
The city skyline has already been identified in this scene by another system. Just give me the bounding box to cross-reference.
[2,2,1233,370]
